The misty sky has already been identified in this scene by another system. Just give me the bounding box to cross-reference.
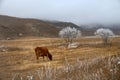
[0,0,120,25]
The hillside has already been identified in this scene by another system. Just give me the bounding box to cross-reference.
[47,21,81,29]
[0,37,120,80]
[0,15,60,40]
[0,15,85,40]
[0,15,120,39]
[80,24,120,36]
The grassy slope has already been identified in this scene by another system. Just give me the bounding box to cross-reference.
[0,37,120,80]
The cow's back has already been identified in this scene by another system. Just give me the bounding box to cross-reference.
[35,47,49,56]
[35,47,52,60]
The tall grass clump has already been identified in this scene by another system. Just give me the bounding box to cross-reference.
[12,54,120,80]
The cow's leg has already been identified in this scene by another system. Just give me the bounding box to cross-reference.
[47,54,49,60]
[36,56,39,60]
[36,56,39,63]
[43,56,45,61]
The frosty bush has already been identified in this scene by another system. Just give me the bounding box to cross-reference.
[59,27,81,45]
[94,28,114,45]
[11,54,120,80]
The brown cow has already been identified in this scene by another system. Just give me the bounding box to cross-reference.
[35,47,52,61]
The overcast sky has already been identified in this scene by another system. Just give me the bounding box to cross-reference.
[0,0,120,25]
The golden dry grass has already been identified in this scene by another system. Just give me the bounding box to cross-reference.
[0,37,120,80]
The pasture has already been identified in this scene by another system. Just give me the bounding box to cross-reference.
[0,37,120,80]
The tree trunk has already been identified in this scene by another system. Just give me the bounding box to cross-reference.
[103,37,108,45]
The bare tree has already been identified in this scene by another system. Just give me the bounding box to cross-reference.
[59,26,81,46]
[94,28,114,45]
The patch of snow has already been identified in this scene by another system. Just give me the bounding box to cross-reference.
[68,42,80,49]
[118,61,120,65]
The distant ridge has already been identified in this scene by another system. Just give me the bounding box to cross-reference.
[80,24,120,36]
[0,15,60,40]
[46,20,81,29]
[0,15,119,40]
[0,15,83,40]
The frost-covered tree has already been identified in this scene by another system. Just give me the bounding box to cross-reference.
[59,26,81,44]
[94,28,114,44]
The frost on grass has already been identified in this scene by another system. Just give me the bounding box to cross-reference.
[11,54,120,80]
[0,45,27,52]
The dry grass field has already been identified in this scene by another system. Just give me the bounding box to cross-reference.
[0,37,120,80]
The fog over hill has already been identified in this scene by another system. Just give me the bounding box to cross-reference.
[46,20,81,29]
[0,15,83,39]
[0,15,120,40]
[0,0,120,25]
[0,15,60,39]
[80,24,120,36]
